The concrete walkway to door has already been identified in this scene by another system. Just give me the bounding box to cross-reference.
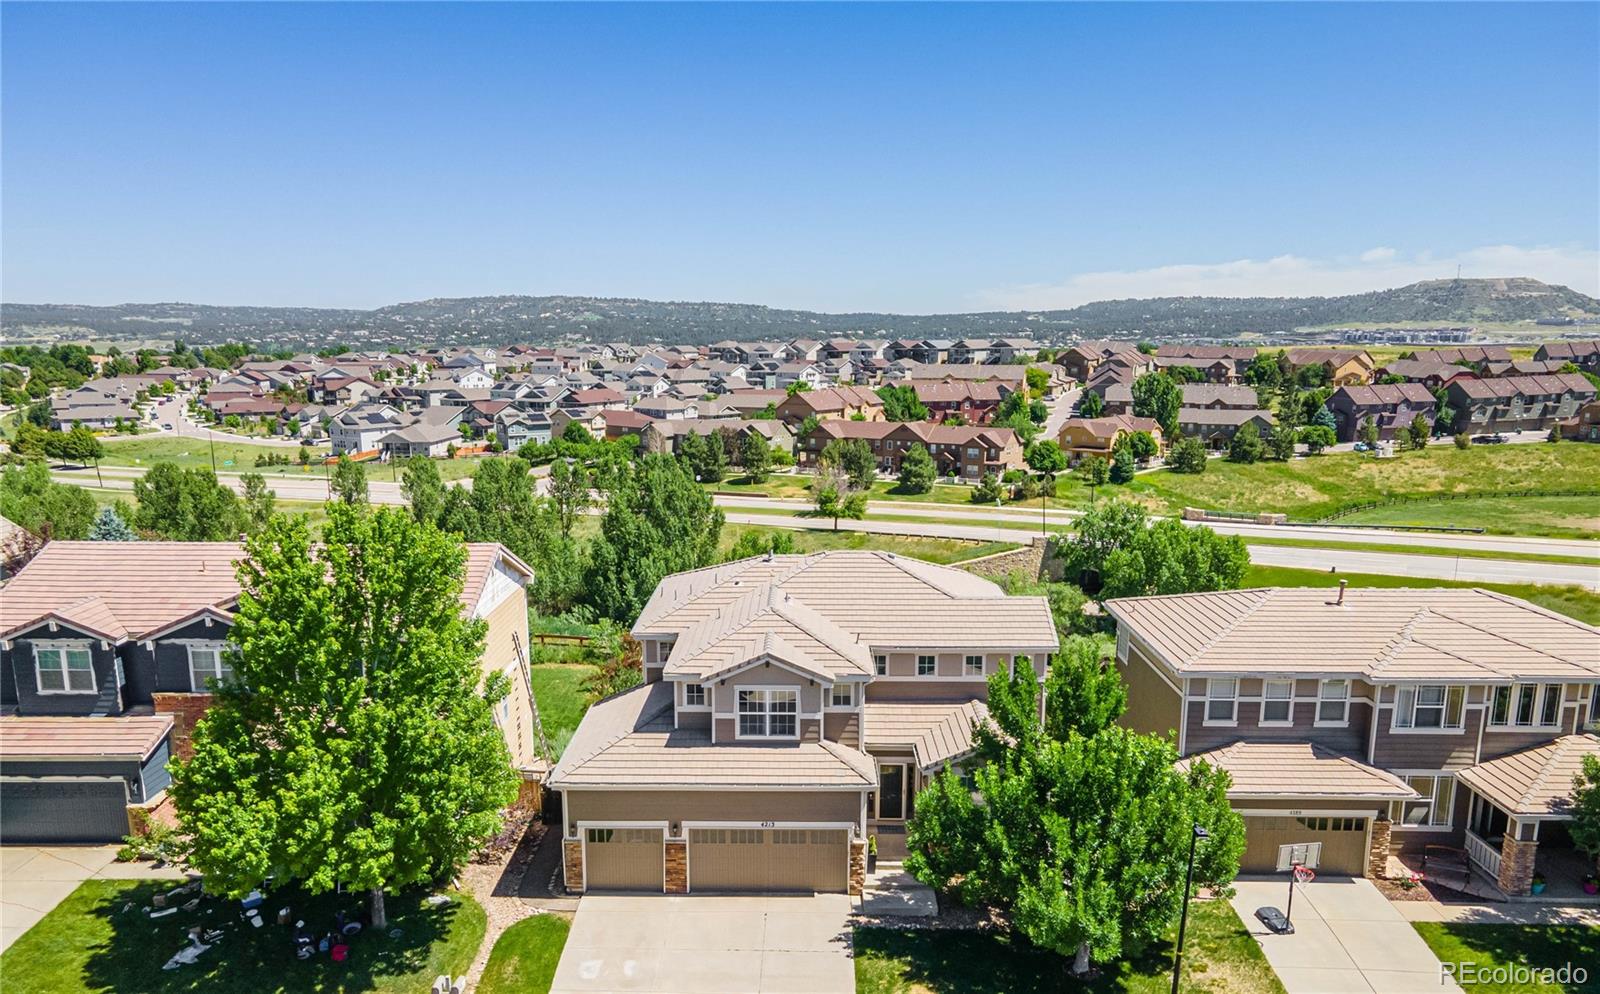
[551,893,854,994]
[1230,876,1463,994]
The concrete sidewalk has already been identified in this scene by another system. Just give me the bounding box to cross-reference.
[1,845,187,952]
[1230,876,1463,994]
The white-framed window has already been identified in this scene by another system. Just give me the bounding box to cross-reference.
[682,682,706,707]
[737,688,798,738]
[1316,679,1350,726]
[1394,685,1465,730]
[1204,678,1237,724]
[34,643,96,694]
[829,683,855,708]
[874,654,887,676]
[186,643,234,691]
[1260,679,1293,725]
[964,655,984,677]
[1590,684,1600,728]
[1489,683,1565,729]
[1390,774,1455,829]
[917,655,937,677]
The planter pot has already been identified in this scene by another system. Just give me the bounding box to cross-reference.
[866,854,877,874]
[1530,881,1547,895]
[1583,881,1598,895]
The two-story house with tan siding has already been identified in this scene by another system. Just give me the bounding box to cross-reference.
[1106,585,1600,898]
[0,540,540,844]
[546,551,1057,896]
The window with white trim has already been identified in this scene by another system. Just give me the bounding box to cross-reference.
[1260,679,1293,724]
[682,683,706,707]
[916,655,937,677]
[1394,685,1465,730]
[737,688,798,738]
[1590,684,1600,728]
[1204,678,1237,724]
[1316,679,1349,725]
[35,643,96,694]
[186,643,234,691]
[830,683,855,708]
[1489,683,1565,729]
[964,655,984,677]
[1390,774,1455,829]
[874,654,887,676]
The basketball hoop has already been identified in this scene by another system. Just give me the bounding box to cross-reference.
[1293,865,1315,885]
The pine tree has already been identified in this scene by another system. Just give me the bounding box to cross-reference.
[88,505,137,541]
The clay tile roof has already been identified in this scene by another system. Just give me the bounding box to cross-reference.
[864,700,991,771]
[0,715,174,761]
[1455,735,1600,817]
[1178,742,1419,800]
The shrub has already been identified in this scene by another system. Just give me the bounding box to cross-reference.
[1454,433,1471,450]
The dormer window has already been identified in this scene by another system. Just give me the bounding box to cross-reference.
[187,643,235,691]
[737,688,798,739]
[683,683,706,707]
[873,654,887,676]
[35,643,95,694]
[830,683,855,708]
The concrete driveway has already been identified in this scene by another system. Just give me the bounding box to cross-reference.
[551,893,854,994]
[1230,876,1462,994]
[2,845,188,953]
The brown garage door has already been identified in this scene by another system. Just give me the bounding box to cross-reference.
[585,827,664,891]
[1242,815,1368,876]
[689,827,849,893]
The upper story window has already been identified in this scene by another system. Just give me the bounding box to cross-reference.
[1260,679,1293,725]
[683,683,706,707]
[1590,685,1600,729]
[917,655,937,677]
[187,643,235,691]
[737,688,798,739]
[1316,679,1350,726]
[874,654,887,676]
[1394,685,1465,731]
[35,643,96,695]
[829,683,855,708]
[1204,678,1237,724]
[964,655,984,677]
[1489,683,1564,729]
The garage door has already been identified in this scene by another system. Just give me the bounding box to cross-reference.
[1242,815,1368,876]
[584,827,664,891]
[1,777,129,843]
[689,827,849,893]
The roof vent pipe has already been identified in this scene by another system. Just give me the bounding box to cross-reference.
[1337,579,1348,605]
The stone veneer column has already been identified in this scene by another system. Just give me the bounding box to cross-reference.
[1367,815,1392,879]
[563,839,585,893]
[664,840,688,893]
[152,692,215,761]
[849,840,867,896]
[1496,832,1537,896]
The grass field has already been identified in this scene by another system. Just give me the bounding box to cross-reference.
[1411,923,1599,993]
[718,522,1019,564]
[95,436,484,481]
[476,914,570,994]
[527,662,593,751]
[1332,494,1599,540]
[710,472,1090,510]
[1238,533,1598,567]
[855,899,1283,994]
[1243,564,1600,625]
[0,880,485,994]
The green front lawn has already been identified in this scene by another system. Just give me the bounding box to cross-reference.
[855,899,1283,994]
[527,662,593,755]
[0,880,485,994]
[476,914,570,994]
[1411,923,1600,993]
[1242,564,1600,626]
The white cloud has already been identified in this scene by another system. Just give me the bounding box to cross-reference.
[977,244,1600,311]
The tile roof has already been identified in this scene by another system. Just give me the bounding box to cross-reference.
[545,682,877,789]
[1333,383,1439,406]
[634,551,1057,654]
[1455,735,1600,817]
[864,700,990,772]
[1105,587,1600,681]
[0,715,174,760]
[1451,372,1596,400]
[1178,742,1418,800]
[663,584,873,682]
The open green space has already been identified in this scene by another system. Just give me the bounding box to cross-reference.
[95,436,484,481]
[1238,533,1598,567]
[1411,923,1599,993]
[1332,494,1600,541]
[0,879,485,994]
[855,899,1283,994]
[718,521,1019,564]
[1243,564,1600,626]
[476,914,570,994]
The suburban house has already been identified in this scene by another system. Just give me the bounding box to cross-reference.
[798,420,1025,480]
[1443,373,1598,436]
[1057,341,1139,382]
[546,551,1058,895]
[910,380,1011,425]
[0,540,540,844]
[1180,383,1263,410]
[1560,399,1600,442]
[1534,340,1600,372]
[380,421,460,459]
[498,410,554,451]
[774,385,884,427]
[1107,585,1600,897]
[1176,408,1276,449]
[1155,346,1255,383]
[1056,415,1163,465]
[1284,348,1375,386]
[1373,359,1479,391]
[641,418,794,458]
[329,403,414,454]
[1326,383,1438,442]
[633,396,699,421]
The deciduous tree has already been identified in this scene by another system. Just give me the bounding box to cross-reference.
[739,430,772,483]
[401,456,445,526]
[1131,372,1181,436]
[133,463,246,540]
[875,384,928,422]
[241,473,276,533]
[1166,435,1208,474]
[1077,391,1105,418]
[818,437,877,490]
[330,455,369,505]
[583,455,723,622]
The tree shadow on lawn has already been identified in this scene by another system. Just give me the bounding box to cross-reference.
[80,880,465,994]
[1419,923,1600,993]
[854,926,1184,994]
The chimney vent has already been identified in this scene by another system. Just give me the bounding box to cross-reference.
[1336,579,1348,605]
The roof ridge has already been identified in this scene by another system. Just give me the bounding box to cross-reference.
[1426,601,1594,671]
[1518,736,1576,809]
[1369,606,1432,673]
[1190,589,1274,660]
[554,684,671,778]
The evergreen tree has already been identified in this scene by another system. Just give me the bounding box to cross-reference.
[330,455,368,505]
[897,443,937,494]
[1228,422,1265,463]
[401,456,446,526]
[1166,435,1208,474]
[88,505,137,541]
[739,430,772,483]
[1109,446,1136,483]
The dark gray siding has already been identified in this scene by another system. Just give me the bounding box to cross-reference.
[151,618,236,695]
[1,757,145,799]
[0,646,16,706]
[140,737,173,800]
[8,635,121,717]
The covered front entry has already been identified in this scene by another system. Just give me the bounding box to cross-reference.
[583,826,665,892]
[688,825,850,893]
[1240,814,1369,876]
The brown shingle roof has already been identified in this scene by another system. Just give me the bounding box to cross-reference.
[0,715,173,761]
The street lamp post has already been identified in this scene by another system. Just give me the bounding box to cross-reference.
[1170,824,1209,994]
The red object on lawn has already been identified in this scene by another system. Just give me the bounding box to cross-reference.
[331,944,349,962]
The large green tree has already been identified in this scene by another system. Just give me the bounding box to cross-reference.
[0,461,97,541]
[546,459,592,538]
[170,504,519,928]
[132,462,247,540]
[1131,373,1182,436]
[330,455,368,505]
[876,384,928,422]
[739,431,772,483]
[1099,518,1250,600]
[897,443,936,494]
[583,454,724,622]
[818,437,877,490]
[1166,435,1208,474]
[812,461,868,531]
[401,456,446,525]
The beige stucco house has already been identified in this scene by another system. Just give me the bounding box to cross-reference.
[546,551,1058,895]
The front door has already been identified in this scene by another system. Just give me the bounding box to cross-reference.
[879,764,905,821]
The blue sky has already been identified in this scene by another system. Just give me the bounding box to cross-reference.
[3,2,1596,312]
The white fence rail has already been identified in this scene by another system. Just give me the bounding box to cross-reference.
[1464,830,1502,880]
